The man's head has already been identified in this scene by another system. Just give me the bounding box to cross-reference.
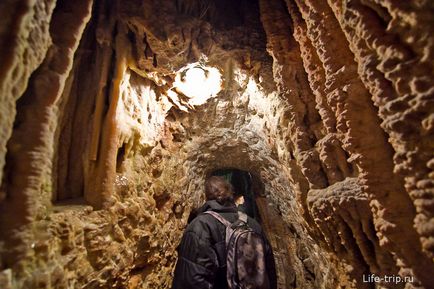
[205,176,235,206]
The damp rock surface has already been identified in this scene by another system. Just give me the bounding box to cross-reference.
[0,0,433,289]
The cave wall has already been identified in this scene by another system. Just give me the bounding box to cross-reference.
[258,0,434,287]
[0,0,433,289]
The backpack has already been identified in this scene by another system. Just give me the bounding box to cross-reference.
[203,211,271,289]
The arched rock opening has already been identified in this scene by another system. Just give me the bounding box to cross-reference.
[0,0,433,288]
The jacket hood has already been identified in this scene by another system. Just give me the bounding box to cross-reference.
[187,200,237,223]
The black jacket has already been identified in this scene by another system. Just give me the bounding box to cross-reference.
[172,200,277,289]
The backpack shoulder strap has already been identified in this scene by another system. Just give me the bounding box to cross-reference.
[203,211,232,227]
[237,211,248,223]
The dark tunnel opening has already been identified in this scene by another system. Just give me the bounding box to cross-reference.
[210,168,261,221]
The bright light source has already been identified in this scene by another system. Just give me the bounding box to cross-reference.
[173,63,222,106]
[185,67,206,84]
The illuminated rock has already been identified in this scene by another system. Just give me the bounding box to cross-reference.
[0,0,432,288]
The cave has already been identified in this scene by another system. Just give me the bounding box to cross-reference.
[0,0,433,288]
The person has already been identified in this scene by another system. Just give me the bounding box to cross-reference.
[171,176,277,289]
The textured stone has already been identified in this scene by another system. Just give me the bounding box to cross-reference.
[0,0,57,185]
[0,0,432,289]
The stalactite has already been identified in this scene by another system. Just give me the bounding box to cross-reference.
[0,0,57,186]
[0,0,432,288]
[287,1,351,187]
[89,32,115,162]
[0,0,93,267]
[327,0,434,262]
[87,22,129,208]
[286,0,434,286]
[258,0,329,236]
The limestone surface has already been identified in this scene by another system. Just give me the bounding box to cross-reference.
[0,0,432,288]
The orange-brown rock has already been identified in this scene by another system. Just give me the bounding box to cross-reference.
[0,0,432,288]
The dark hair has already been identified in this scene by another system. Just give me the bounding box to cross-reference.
[205,176,234,206]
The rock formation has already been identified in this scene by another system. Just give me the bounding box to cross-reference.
[0,0,432,288]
